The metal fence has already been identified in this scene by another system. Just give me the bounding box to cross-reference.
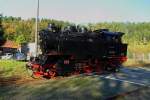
[127,52,150,61]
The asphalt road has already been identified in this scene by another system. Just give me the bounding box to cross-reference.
[95,67,150,99]
[100,67,150,86]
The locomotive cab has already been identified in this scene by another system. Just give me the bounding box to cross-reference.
[98,29,124,43]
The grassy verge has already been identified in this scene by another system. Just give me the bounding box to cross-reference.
[0,60,29,78]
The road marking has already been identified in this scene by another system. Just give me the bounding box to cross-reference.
[99,75,150,87]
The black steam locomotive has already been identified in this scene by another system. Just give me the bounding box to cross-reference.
[26,24,127,78]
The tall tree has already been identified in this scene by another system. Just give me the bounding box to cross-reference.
[0,14,4,41]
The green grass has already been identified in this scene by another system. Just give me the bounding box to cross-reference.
[0,60,27,78]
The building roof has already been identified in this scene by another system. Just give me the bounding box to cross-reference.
[0,40,20,48]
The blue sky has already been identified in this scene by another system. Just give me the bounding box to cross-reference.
[0,0,150,23]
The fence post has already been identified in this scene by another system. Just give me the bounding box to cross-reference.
[149,53,150,61]
[133,53,136,61]
[142,53,144,61]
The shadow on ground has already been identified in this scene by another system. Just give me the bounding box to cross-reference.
[0,73,150,100]
[0,70,22,86]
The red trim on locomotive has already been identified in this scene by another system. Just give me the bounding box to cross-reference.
[26,55,127,78]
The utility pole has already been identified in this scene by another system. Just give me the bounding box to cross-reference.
[35,0,39,57]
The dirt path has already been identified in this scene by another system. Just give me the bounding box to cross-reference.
[0,75,36,86]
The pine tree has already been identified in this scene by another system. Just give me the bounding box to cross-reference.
[0,14,4,41]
